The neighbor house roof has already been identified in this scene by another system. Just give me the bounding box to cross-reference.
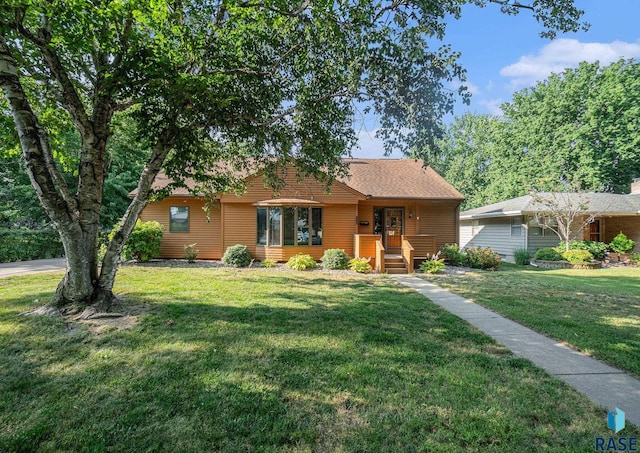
[134,158,463,200]
[460,193,640,220]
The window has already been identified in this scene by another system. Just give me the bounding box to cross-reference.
[511,216,522,237]
[471,220,479,235]
[528,217,543,236]
[169,206,189,232]
[256,206,322,246]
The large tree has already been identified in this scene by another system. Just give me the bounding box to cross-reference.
[432,59,640,210]
[0,0,585,310]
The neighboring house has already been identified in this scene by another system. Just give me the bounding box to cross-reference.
[136,159,464,273]
[459,180,640,262]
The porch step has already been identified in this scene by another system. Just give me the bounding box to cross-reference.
[384,257,407,274]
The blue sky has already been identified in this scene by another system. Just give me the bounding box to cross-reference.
[353,0,640,157]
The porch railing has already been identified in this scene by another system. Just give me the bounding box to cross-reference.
[401,239,415,273]
[375,238,385,273]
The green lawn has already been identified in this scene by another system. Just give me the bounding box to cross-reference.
[1,267,636,452]
[421,264,640,377]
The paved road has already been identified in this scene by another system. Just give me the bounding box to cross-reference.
[0,258,66,278]
[393,275,640,428]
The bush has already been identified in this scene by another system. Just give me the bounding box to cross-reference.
[349,257,372,273]
[261,258,277,268]
[441,243,465,265]
[286,253,317,271]
[0,227,63,263]
[630,252,640,265]
[320,248,350,270]
[222,244,252,267]
[559,240,608,260]
[610,232,636,256]
[562,249,594,264]
[534,248,563,261]
[464,247,501,270]
[119,220,163,262]
[183,243,199,263]
[419,253,445,274]
[513,248,531,266]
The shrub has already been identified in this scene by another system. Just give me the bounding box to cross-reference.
[534,248,563,261]
[464,247,502,270]
[286,253,317,271]
[562,249,594,264]
[610,232,636,257]
[513,248,531,266]
[119,220,163,262]
[630,252,640,265]
[183,243,199,263]
[419,252,445,274]
[261,258,277,268]
[349,257,372,273]
[0,227,63,263]
[222,244,252,267]
[441,243,465,265]
[559,240,608,260]
[320,248,350,270]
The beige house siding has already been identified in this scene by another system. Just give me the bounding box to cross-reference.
[140,197,222,259]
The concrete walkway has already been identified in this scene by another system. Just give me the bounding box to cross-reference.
[393,275,640,427]
[0,258,66,279]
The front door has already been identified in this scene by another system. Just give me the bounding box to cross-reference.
[589,219,601,242]
[384,208,404,252]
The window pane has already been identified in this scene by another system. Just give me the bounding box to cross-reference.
[283,207,295,246]
[170,206,189,232]
[297,207,309,245]
[311,208,322,245]
[269,207,281,246]
[511,216,522,237]
[256,208,267,245]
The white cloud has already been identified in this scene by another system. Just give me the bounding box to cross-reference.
[500,38,640,89]
[353,128,387,158]
[479,98,504,116]
[450,81,480,95]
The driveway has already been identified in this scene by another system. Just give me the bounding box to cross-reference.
[0,258,66,279]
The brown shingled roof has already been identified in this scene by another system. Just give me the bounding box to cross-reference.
[135,158,463,200]
[341,159,464,200]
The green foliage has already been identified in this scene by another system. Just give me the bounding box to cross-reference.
[463,247,502,270]
[419,253,445,274]
[534,248,564,261]
[560,240,609,260]
[183,243,199,263]
[513,249,531,266]
[285,254,317,271]
[430,60,640,210]
[441,243,465,265]
[630,253,640,265]
[222,244,252,268]
[609,232,636,255]
[260,258,277,268]
[349,257,372,274]
[561,249,594,264]
[116,220,164,262]
[320,248,350,270]
[0,228,63,263]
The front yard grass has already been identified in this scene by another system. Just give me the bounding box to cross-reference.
[1,267,637,451]
[422,264,640,377]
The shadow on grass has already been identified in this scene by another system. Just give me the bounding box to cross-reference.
[0,270,627,451]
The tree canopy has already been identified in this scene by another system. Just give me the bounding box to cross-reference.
[430,59,640,210]
[0,0,586,308]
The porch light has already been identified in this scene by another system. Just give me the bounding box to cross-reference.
[408,210,413,219]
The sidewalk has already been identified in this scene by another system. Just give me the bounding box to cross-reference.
[0,258,66,278]
[393,275,640,427]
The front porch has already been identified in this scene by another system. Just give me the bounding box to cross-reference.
[354,234,437,274]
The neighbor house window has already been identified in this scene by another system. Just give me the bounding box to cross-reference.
[256,206,322,246]
[511,216,523,237]
[169,206,189,232]
[528,217,543,236]
[471,220,479,235]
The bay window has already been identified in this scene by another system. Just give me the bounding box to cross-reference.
[256,206,322,246]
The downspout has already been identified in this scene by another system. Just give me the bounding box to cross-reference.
[455,202,461,245]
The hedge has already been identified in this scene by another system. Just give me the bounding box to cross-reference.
[0,228,64,263]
